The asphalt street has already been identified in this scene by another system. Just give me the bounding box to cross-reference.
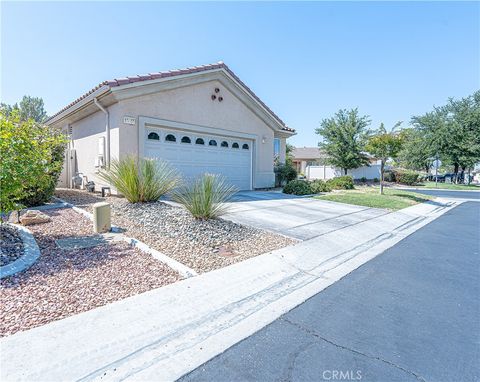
[405,188,480,200]
[181,195,480,382]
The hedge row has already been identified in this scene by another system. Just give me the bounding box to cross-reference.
[384,170,419,185]
[283,176,354,196]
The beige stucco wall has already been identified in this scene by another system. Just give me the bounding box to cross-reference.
[115,80,276,188]
[57,78,289,190]
[66,105,120,189]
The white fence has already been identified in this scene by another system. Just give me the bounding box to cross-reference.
[306,164,384,181]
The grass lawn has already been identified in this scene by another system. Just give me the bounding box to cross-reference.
[416,181,480,191]
[315,187,434,211]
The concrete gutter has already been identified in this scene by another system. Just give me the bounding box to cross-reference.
[0,198,460,381]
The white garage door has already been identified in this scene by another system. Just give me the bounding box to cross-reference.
[144,127,253,190]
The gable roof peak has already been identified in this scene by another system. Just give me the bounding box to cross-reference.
[46,62,295,133]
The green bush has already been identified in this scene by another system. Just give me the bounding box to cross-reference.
[310,179,332,193]
[373,177,379,183]
[395,171,419,185]
[0,111,67,213]
[360,177,367,183]
[173,173,237,219]
[275,163,297,186]
[326,176,355,190]
[98,156,180,203]
[383,170,396,182]
[283,180,313,195]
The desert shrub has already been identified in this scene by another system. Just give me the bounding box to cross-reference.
[395,171,419,185]
[310,179,332,193]
[0,111,67,213]
[98,156,180,203]
[360,177,367,183]
[326,176,355,190]
[173,173,237,219]
[383,170,396,182]
[283,180,313,195]
[275,163,297,186]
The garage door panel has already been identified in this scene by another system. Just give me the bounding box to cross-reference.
[145,128,252,190]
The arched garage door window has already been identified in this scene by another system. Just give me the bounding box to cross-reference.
[165,134,176,142]
[148,132,160,141]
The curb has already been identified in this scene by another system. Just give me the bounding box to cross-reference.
[124,237,197,278]
[0,223,41,279]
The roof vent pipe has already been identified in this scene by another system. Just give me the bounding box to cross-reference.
[93,98,110,168]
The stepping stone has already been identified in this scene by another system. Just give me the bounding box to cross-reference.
[55,236,107,250]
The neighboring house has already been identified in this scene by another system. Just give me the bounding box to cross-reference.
[46,62,295,191]
[291,147,383,180]
[291,147,328,174]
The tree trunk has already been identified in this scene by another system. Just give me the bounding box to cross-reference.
[454,163,459,184]
[344,168,348,176]
[380,160,385,195]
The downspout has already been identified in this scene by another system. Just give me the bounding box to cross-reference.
[93,97,110,168]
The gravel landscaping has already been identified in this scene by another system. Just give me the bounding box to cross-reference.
[0,225,24,267]
[55,189,297,273]
[0,208,180,337]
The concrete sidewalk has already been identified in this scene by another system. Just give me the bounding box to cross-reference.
[0,198,460,382]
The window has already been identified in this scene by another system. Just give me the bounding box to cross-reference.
[242,143,249,150]
[148,132,160,141]
[232,142,239,149]
[221,141,229,148]
[181,136,191,144]
[209,139,217,146]
[273,138,280,157]
[195,137,205,145]
[165,134,176,142]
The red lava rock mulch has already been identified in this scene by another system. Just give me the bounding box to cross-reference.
[0,208,180,337]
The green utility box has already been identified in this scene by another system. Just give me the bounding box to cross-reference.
[93,202,111,233]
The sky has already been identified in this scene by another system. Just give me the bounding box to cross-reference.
[1,1,479,147]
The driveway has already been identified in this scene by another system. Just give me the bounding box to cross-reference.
[225,191,388,240]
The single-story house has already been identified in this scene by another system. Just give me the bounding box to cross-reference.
[46,62,295,191]
[291,147,384,180]
[291,147,329,174]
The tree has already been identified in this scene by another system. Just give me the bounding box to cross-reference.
[397,127,435,174]
[285,142,295,166]
[366,122,404,194]
[412,91,480,183]
[316,108,371,175]
[0,110,67,214]
[0,95,48,122]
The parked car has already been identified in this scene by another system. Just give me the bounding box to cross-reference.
[429,174,445,182]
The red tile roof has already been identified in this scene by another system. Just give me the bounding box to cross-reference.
[48,62,295,132]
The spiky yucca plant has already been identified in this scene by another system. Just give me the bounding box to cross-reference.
[173,173,237,219]
[98,156,180,203]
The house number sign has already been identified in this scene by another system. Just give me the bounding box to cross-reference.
[123,116,136,125]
